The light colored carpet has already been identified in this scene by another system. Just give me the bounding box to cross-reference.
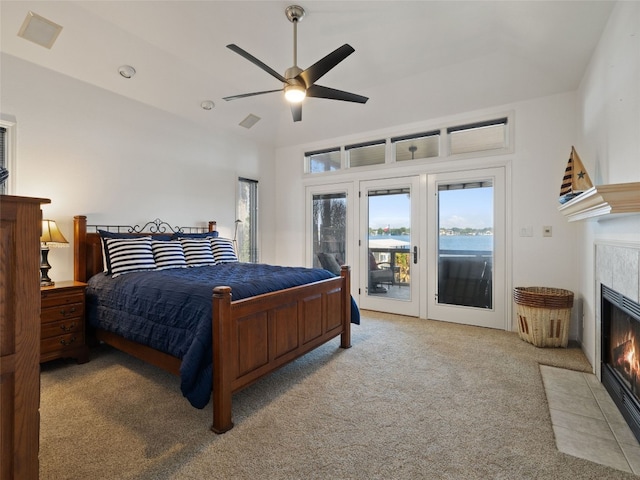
[40,311,633,479]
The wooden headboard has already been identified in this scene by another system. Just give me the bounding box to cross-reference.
[73,216,217,282]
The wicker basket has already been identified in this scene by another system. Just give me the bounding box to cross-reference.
[514,287,574,348]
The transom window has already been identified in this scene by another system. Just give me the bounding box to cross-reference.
[392,131,440,162]
[304,115,510,174]
[447,118,508,155]
[346,140,386,168]
[306,148,341,173]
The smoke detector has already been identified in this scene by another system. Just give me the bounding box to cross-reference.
[118,65,136,79]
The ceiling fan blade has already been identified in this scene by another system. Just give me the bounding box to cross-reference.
[223,89,283,101]
[291,104,302,122]
[306,84,369,104]
[299,44,355,87]
[227,44,289,84]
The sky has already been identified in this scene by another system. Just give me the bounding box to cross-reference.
[369,187,493,231]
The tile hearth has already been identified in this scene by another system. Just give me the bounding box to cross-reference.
[541,365,640,474]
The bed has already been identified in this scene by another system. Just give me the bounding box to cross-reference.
[73,215,356,433]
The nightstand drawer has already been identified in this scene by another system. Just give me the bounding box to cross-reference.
[40,281,89,364]
[41,303,84,323]
[41,291,84,308]
[41,317,83,340]
[41,332,85,355]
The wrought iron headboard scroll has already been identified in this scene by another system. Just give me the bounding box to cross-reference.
[87,218,215,235]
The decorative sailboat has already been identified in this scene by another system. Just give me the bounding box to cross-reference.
[559,146,593,204]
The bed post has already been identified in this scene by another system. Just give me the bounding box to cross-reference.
[208,221,217,232]
[340,265,352,349]
[74,215,87,282]
[211,285,234,434]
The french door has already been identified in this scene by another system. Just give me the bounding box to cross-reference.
[306,166,508,330]
[426,167,507,329]
[359,177,420,317]
[306,183,354,272]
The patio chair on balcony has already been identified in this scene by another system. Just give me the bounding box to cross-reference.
[438,257,492,308]
[317,252,342,276]
[369,252,394,293]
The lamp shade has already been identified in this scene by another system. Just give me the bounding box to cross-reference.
[41,219,68,245]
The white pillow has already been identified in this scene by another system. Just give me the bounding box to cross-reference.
[211,237,238,264]
[106,237,156,277]
[152,240,187,270]
[180,238,216,267]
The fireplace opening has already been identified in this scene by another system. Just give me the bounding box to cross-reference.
[601,284,640,442]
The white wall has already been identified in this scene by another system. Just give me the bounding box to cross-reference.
[0,53,277,283]
[575,2,640,370]
[274,91,581,335]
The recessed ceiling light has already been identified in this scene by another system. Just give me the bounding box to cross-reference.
[118,65,136,79]
[201,100,215,110]
[239,114,261,129]
[17,11,63,49]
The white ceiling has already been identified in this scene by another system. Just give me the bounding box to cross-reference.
[0,1,615,148]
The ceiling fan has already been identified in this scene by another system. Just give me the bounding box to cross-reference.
[223,4,368,122]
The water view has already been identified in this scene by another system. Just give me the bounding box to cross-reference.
[369,234,493,251]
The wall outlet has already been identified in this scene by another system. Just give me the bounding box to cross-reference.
[543,226,552,237]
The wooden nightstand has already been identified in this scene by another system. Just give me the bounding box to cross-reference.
[40,280,90,364]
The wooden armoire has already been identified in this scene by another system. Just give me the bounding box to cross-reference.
[1,195,50,480]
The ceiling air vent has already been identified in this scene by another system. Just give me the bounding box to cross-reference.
[17,11,63,49]
[239,114,261,129]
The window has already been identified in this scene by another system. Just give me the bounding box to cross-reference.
[0,126,7,195]
[346,140,386,167]
[392,131,440,162]
[447,118,507,155]
[306,148,341,173]
[304,114,510,174]
[237,177,258,262]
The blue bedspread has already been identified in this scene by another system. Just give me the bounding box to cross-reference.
[86,263,359,408]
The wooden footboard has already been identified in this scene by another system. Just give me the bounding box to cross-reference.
[73,215,351,433]
[211,266,351,433]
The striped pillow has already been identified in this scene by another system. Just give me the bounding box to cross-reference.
[211,237,238,264]
[152,240,187,270]
[180,238,216,267]
[99,230,171,273]
[105,237,156,277]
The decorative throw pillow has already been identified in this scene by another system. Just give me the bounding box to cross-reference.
[105,237,156,277]
[152,240,187,270]
[99,229,170,272]
[180,238,216,267]
[172,231,219,239]
[211,237,238,264]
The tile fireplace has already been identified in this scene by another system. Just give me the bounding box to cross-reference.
[601,284,640,442]
[596,238,640,439]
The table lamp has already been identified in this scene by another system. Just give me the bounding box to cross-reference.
[40,219,68,286]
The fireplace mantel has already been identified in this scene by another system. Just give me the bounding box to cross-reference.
[558,182,640,222]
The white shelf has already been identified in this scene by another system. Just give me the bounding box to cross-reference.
[558,182,640,221]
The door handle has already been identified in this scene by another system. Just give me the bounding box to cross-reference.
[413,246,418,264]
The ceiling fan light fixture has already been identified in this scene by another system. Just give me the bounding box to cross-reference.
[284,84,306,103]
[223,4,368,121]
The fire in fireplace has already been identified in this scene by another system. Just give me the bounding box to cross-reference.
[602,284,640,442]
